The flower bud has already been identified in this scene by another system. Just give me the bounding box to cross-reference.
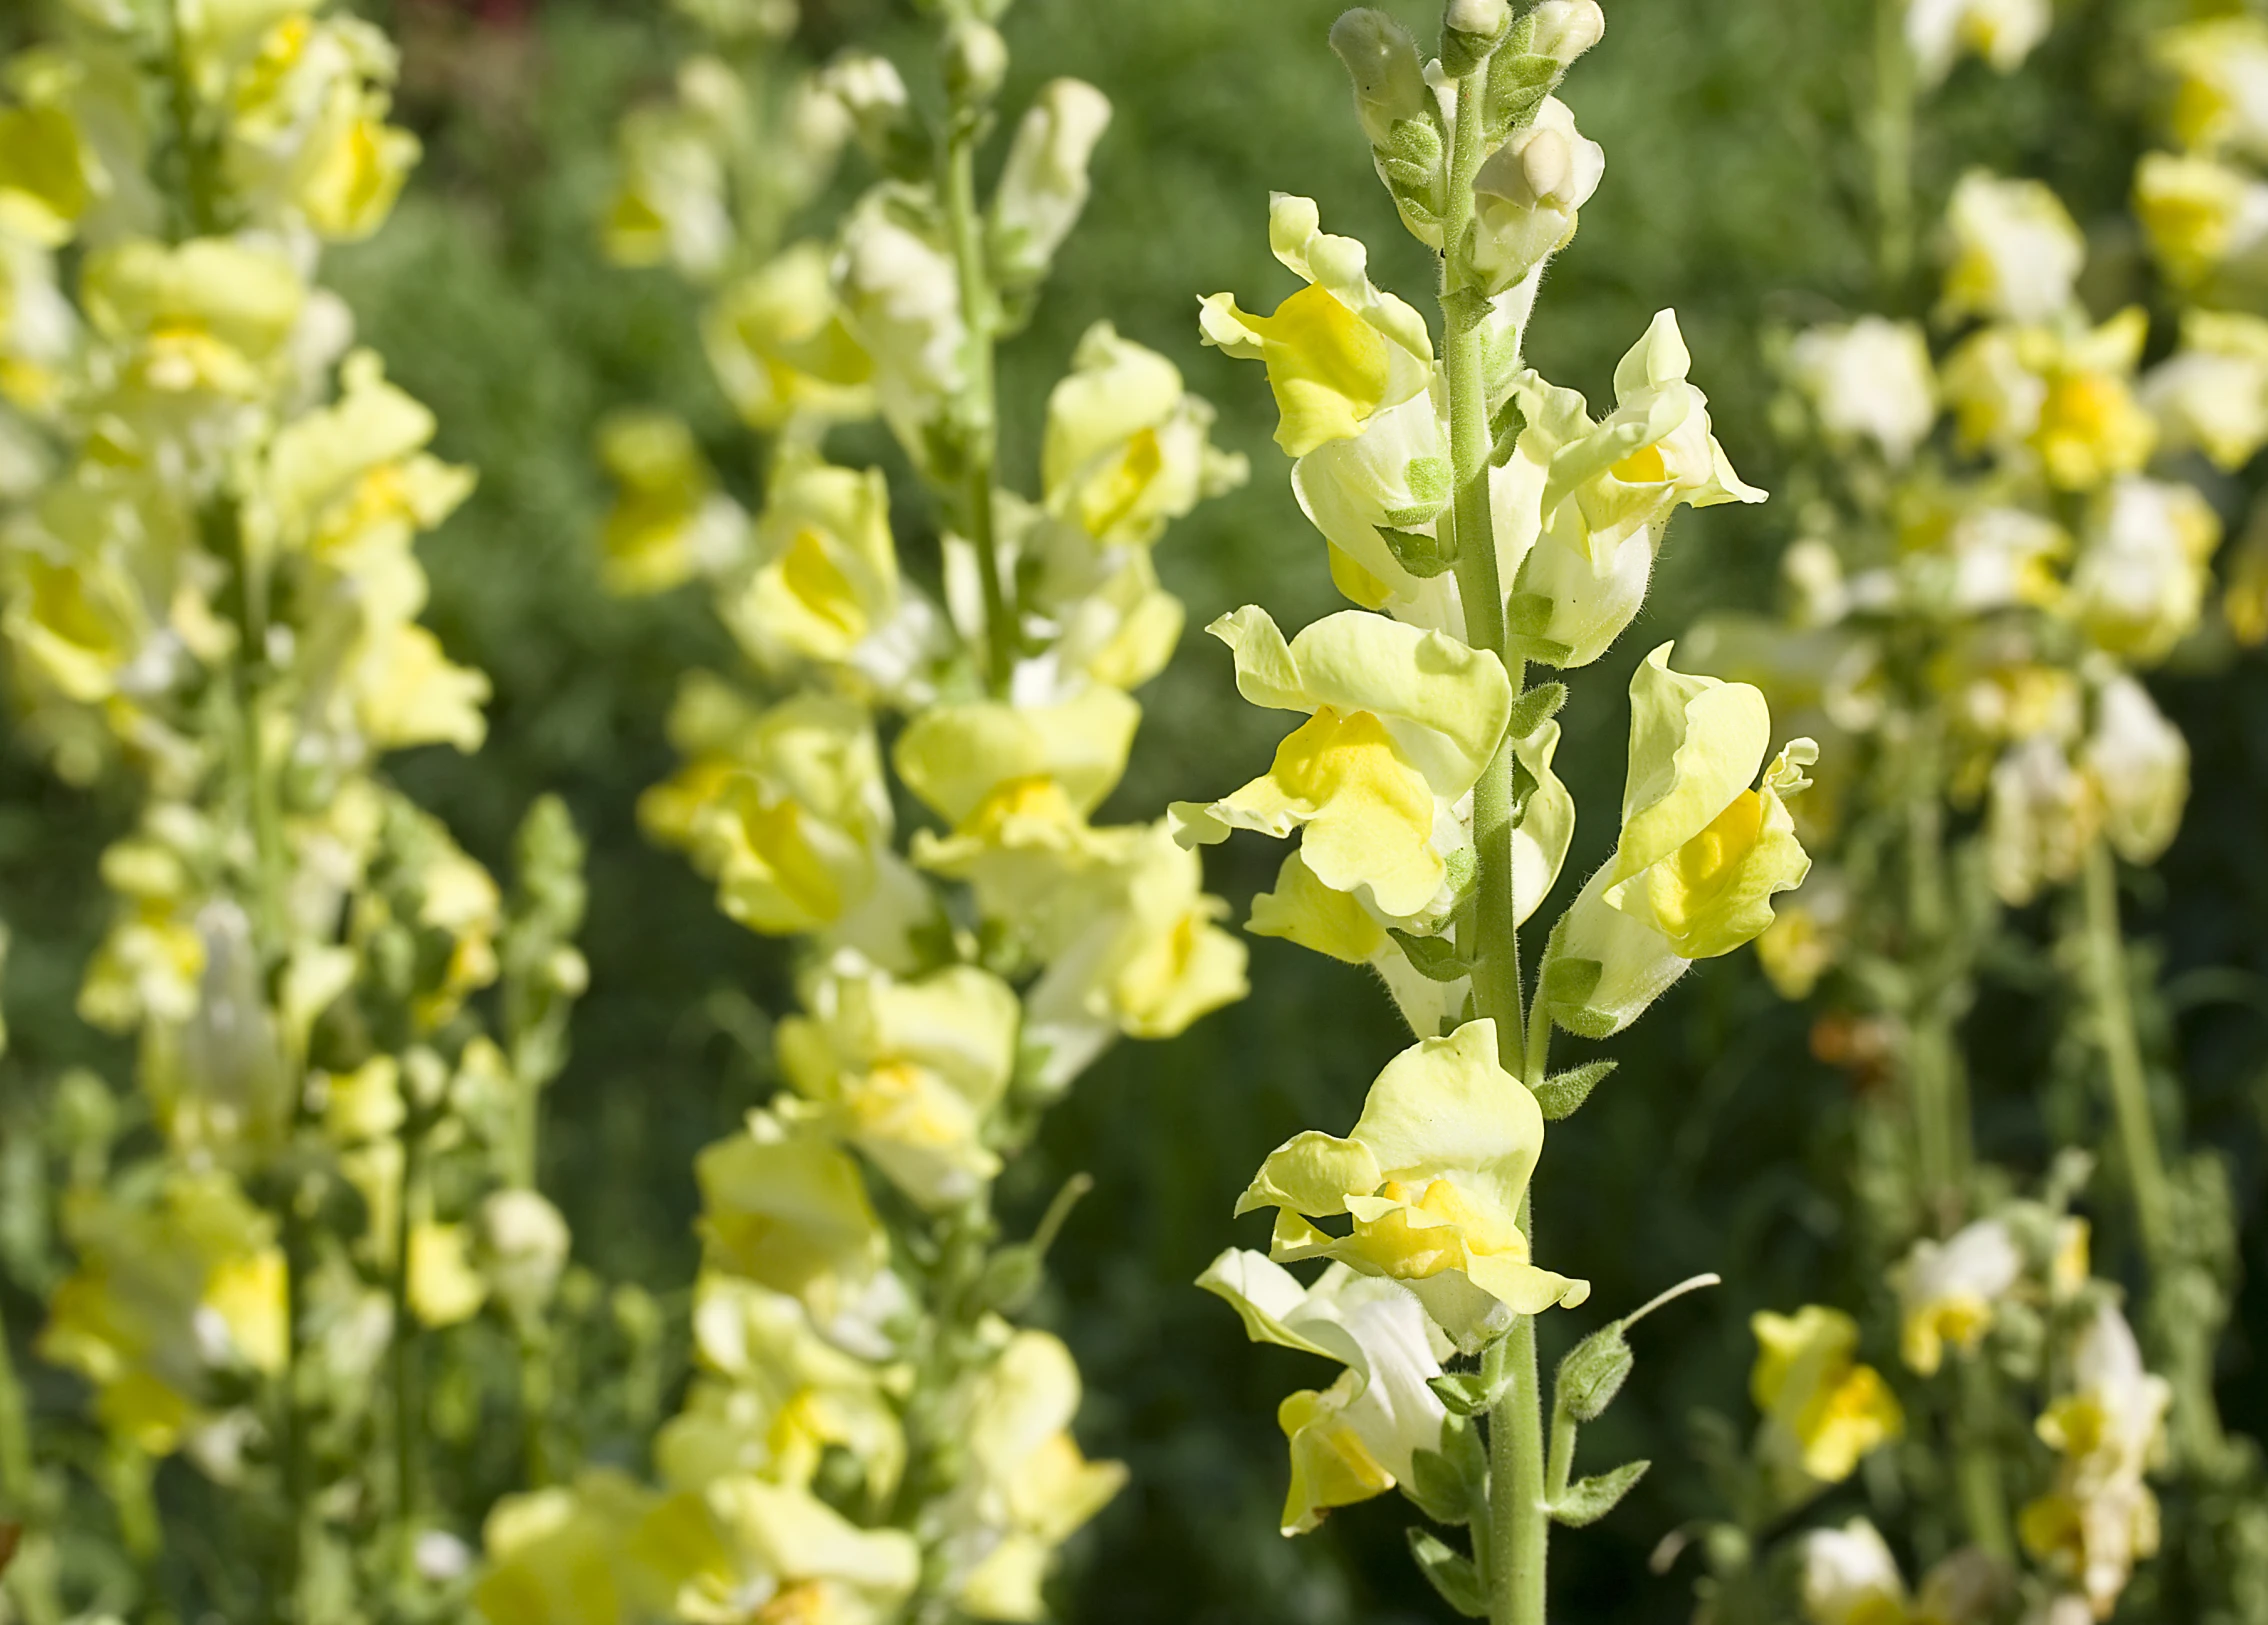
[946,19,1009,104]
[1330,9,1431,148]
[1446,0,1511,37]
[1529,0,1606,63]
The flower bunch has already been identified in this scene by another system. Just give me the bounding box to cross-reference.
[1184,5,1810,1619]
[0,3,589,1614]
[1672,3,2268,1618]
[495,1,1248,1619]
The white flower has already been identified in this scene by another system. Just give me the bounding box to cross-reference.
[1801,1518,1909,1625]
[1941,171,2085,326]
[1905,0,2053,86]
[1895,1217,2022,1375]
[2083,675,2188,867]
[1198,1250,1451,1535]
[1791,317,1937,465]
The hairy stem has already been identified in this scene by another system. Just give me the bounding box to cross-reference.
[1436,55,1546,1625]
[942,118,1013,697]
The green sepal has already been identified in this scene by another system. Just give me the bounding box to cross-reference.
[1441,1408,1488,1487]
[1427,1369,1503,1417]
[1534,1059,1616,1122]
[1502,592,1574,664]
[1550,1460,1650,1528]
[1403,1446,1477,1526]
[1504,682,1566,742]
[1392,929,1473,983]
[1489,394,1528,467]
[1378,525,1458,579]
[1540,954,1602,1009]
[1406,1529,1488,1617]
[1554,1323,1634,1422]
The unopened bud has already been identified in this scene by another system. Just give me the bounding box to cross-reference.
[946,19,1008,104]
[1330,8,1430,148]
[1530,0,1606,63]
[1446,0,1511,38]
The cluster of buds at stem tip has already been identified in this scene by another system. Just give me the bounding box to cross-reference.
[1329,3,1607,285]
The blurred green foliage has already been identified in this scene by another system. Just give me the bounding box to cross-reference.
[7,0,2267,1619]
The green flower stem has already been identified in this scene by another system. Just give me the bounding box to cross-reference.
[0,1297,32,1514]
[1900,728,1970,1235]
[1953,1354,2013,1561]
[2077,835,2228,1468]
[1438,53,1547,1625]
[1869,0,1914,291]
[942,112,1014,698]
[389,1105,428,1572]
[2078,839,2173,1288]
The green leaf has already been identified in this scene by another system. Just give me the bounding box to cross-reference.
[1534,1059,1617,1122]
[1403,1445,1476,1525]
[1488,395,1529,467]
[1406,1529,1488,1617]
[1554,1324,1634,1421]
[1377,525,1458,579]
[1504,682,1566,742]
[1550,1460,1650,1528]
[1427,1370,1499,1417]
[1392,929,1473,983]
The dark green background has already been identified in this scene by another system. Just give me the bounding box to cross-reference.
[4,0,2264,1619]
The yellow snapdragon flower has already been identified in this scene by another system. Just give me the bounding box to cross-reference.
[1750,1304,1904,1488]
[1200,1249,1452,1536]
[1894,1217,2022,1376]
[656,1273,904,1503]
[775,961,1020,1211]
[595,410,747,596]
[1236,1020,1589,1350]
[1200,193,1434,457]
[2134,150,2268,291]
[1502,310,1766,666]
[948,1327,1127,1623]
[1042,321,1244,550]
[1940,171,2084,327]
[1546,644,1813,1037]
[38,1169,287,1456]
[1172,606,1513,921]
[702,242,876,430]
[696,1109,893,1325]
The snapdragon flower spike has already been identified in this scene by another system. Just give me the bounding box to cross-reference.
[2020,1303,2173,1618]
[1199,1250,1455,1535]
[1234,1020,1590,1352]
[1545,644,1814,1038]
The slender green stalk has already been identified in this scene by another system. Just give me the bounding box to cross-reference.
[2076,836,2228,1468]
[1436,53,1547,1625]
[1869,0,1914,293]
[1953,1354,2012,1561]
[2078,840,2173,1282]
[389,1107,426,1571]
[0,1297,32,1517]
[941,120,1014,697]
